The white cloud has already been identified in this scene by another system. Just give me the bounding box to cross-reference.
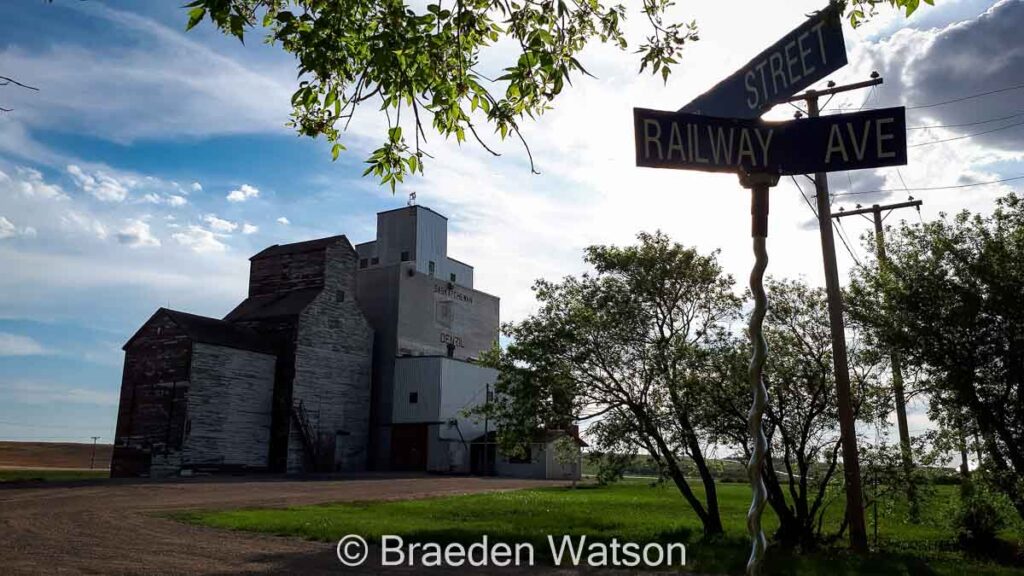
[276,216,290,225]
[172,225,227,253]
[116,219,161,248]
[0,333,48,356]
[5,167,66,200]
[241,222,259,235]
[203,214,238,233]
[67,164,131,202]
[59,210,109,241]
[0,215,36,240]
[0,3,294,143]
[191,181,203,193]
[226,184,260,203]
[0,216,17,239]
[141,192,188,207]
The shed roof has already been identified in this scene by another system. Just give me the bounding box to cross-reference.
[249,235,350,260]
[123,308,274,354]
[224,288,321,322]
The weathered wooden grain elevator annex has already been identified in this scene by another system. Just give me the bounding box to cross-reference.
[110,205,586,479]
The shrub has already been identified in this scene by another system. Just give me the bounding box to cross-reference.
[952,485,1008,553]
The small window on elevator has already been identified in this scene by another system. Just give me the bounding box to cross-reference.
[429,261,436,276]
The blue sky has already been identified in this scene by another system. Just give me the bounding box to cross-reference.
[1,0,1021,443]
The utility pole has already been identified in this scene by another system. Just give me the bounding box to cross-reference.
[833,198,923,521]
[783,75,884,553]
[484,383,490,477]
[90,436,100,470]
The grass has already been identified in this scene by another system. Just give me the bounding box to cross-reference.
[176,481,1024,574]
[0,468,109,483]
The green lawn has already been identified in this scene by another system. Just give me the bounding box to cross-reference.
[177,481,1023,574]
[0,468,109,483]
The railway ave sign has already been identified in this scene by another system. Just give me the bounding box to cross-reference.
[681,4,847,118]
[632,4,900,573]
[634,106,907,175]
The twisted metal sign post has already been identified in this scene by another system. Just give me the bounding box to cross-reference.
[740,172,777,575]
[633,4,908,573]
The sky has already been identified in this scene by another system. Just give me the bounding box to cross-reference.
[0,0,1021,444]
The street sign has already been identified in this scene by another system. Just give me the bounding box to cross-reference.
[680,4,847,118]
[634,106,907,175]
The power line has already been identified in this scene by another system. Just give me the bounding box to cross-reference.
[832,175,1024,197]
[908,118,1024,148]
[836,81,1024,113]
[907,82,1024,110]
[791,176,818,218]
[908,110,1024,130]
[833,220,863,267]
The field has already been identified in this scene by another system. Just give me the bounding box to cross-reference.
[179,480,1024,575]
[0,441,111,483]
[0,441,112,469]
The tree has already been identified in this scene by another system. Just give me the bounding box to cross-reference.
[847,193,1024,522]
[184,0,930,189]
[481,231,741,537]
[0,75,39,113]
[705,279,885,550]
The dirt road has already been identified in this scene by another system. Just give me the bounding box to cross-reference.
[0,475,562,575]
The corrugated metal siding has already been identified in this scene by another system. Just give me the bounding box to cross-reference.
[392,357,495,472]
[445,258,474,288]
[355,264,402,470]
[392,356,441,423]
[396,270,499,360]
[414,207,448,277]
[184,343,276,469]
[438,359,495,441]
[376,207,418,265]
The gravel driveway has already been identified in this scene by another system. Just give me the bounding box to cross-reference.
[0,475,564,575]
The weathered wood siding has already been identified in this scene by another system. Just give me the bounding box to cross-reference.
[112,314,190,477]
[183,343,276,470]
[229,317,297,473]
[289,242,374,472]
[248,248,326,297]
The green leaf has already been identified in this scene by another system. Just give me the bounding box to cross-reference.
[186,6,205,31]
[331,142,344,161]
[229,14,245,43]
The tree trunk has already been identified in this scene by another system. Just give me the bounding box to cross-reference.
[636,410,724,537]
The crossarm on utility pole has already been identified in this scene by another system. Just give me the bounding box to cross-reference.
[832,199,923,522]
[803,84,871,553]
